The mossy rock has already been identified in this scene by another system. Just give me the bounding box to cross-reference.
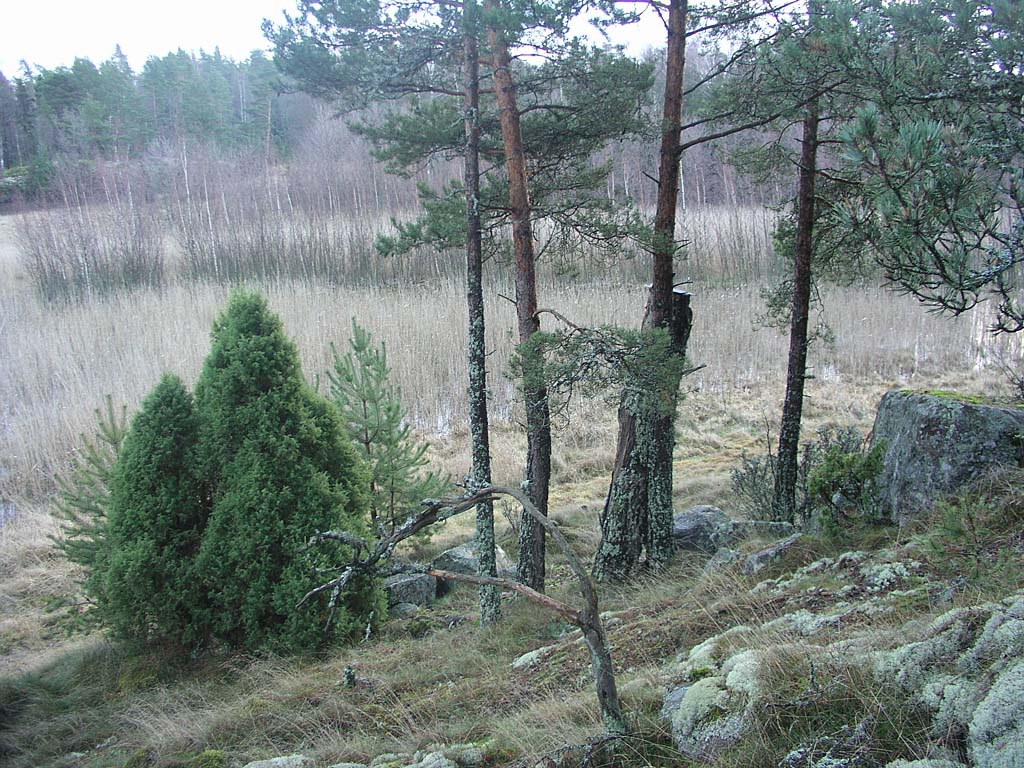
[871,391,1024,522]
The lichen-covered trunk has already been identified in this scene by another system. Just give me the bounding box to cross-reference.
[486,7,550,592]
[594,0,688,582]
[594,292,691,581]
[463,4,499,624]
[772,45,820,524]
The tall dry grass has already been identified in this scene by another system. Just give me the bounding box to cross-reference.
[2,258,1020,502]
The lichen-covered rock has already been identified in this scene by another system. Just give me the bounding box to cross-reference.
[436,744,485,768]
[859,560,922,593]
[242,756,314,768]
[874,608,983,691]
[370,754,412,767]
[956,595,1024,674]
[870,390,1024,522]
[672,505,731,552]
[778,721,874,768]
[741,533,802,575]
[969,659,1024,768]
[703,547,740,575]
[327,763,369,768]
[409,753,458,768]
[512,644,556,669]
[383,573,437,607]
[663,649,763,760]
[883,760,966,768]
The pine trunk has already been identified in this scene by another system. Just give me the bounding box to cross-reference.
[594,0,688,582]
[463,2,500,624]
[773,9,821,524]
[486,7,550,592]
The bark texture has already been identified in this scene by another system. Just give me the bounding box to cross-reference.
[593,0,689,582]
[463,1,499,625]
[593,291,692,581]
[486,7,550,592]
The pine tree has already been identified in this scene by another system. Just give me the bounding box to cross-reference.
[52,396,127,617]
[327,320,451,538]
[101,375,205,643]
[193,291,382,651]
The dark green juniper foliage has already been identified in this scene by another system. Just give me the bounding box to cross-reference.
[101,375,205,644]
[807,439,885,526]
[193,292,383,651]
[327,320,451,538]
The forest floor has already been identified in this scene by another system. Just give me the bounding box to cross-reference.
[2,208,1023,768]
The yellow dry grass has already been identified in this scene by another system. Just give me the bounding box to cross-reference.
[0,205,1022,766]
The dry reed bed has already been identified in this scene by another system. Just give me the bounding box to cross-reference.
[1,271,1020,501]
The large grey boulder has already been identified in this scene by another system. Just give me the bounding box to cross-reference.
[673,506,797,555]
[870,391,1024,522]
[383,573,437,606]
[432,543,513,575]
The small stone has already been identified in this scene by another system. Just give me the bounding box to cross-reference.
[741,533,802,575]
[512,644,555,669]
[672,505,730,553]
[389,601,420,619]
[383,573,437,606]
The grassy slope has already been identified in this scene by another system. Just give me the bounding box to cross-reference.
[2,369,1021,768]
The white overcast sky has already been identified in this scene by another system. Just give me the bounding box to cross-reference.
[1,0,665,77]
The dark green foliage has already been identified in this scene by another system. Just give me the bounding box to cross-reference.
[922,468,1024,594]
[193,291,382,651]
[731,425,864,524]
[807,440,885,524]
[326,320,451,537]
[512,325,691,423]
[101,375,206,644]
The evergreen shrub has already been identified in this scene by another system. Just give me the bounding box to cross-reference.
[64,291,383,652]
[193,292,382,651]
[102,375,205,643]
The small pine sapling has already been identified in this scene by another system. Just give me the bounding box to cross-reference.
[51,395,128,621]
[327,320,451,539]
